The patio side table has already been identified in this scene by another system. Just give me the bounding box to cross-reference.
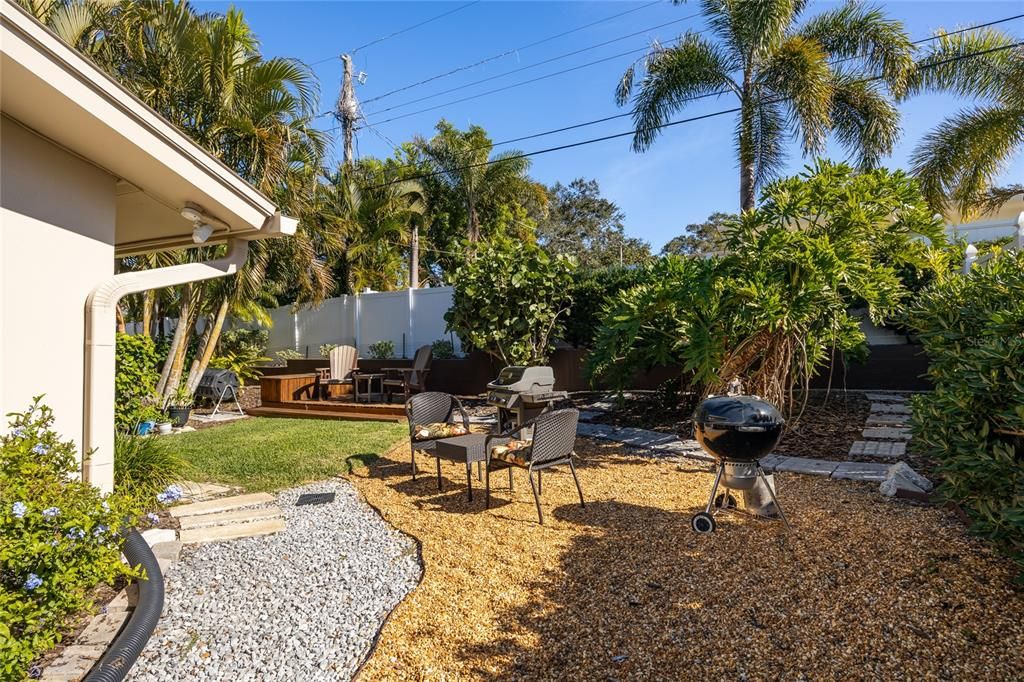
[434,433,488,501]
[353,372,385,403]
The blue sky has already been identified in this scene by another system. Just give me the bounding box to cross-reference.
[199,1,1023,251]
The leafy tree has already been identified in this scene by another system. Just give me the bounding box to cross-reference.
[661,212,736,256]
[616,0,914,211]
[415,120,542,243]
[537,178,650,268]
[907,249,1024,575]
[906,28,1024,215]
[445,237,576,365]
[589,161,945,412]
[562,266,656,348]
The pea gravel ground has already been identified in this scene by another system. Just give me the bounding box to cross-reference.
[352,438,1024,681]
[128,481,421,681]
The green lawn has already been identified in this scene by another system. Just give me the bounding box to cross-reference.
[163,417,407,492]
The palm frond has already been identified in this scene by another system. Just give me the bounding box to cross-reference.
[761,33,833,156]
[829,75,901,170]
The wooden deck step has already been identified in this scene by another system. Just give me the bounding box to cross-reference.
[179,517,285,544]
[177,505,283,530]
[169,492,275,518]
[247,405,405,423]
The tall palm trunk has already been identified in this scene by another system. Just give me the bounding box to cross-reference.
[738,73,756,213]
[185,296,230,394]
[467,191,480,243]
[141,290,154,338]
[157,284,195,399]
[409,222,420,288]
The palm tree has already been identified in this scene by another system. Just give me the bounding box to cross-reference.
[320,161,426,291]
[906,28,1024,216]
[616,0,915,211]
[92,1,328,400]
[17,0,99,48]
[415,120,532,242]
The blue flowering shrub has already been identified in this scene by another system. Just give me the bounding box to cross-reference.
[0,398,141,678]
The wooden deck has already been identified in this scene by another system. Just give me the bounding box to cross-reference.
[255,373,405,423]
[248,402,406,423]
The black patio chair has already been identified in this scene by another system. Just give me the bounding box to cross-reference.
[484,408,584,525]
[406,391,470,487]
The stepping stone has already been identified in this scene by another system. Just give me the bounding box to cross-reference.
[831,461,891,481]
[41,655,97,682]
[866,414,910,427]
[178,517,285,545]
[870,403,912,415]
[865,393,907,403]
[862,426,912,440]
[578,410,603,423]
[770,457,841,477]
[849,441,906,458]
[169,492,275,518]
[141,528,176,546]
[758,453,787,472]
[176,505,283,530]
[77,610,129,646]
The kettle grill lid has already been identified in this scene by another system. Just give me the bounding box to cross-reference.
[693,395,784,429]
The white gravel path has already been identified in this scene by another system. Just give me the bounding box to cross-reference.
[129,480,421,681]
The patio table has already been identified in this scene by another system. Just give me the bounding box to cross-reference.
[434,433,488,501]
[353,372,385,403]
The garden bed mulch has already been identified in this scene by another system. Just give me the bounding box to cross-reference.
[348,438,1024,681]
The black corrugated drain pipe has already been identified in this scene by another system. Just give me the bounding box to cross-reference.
[84,528,164,682]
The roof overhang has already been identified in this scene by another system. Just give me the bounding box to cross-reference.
[0,0,296,256]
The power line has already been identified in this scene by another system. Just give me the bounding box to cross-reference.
[356,40,1023,192]
[310,1,481,65]
[364,12,702,117]
[365,43,658,126]
[363,13,1024,127]
[359,0,665,104]
[335,13,1024,147]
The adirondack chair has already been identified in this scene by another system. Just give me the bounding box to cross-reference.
[316,345,358,400]
[382,345,432,403]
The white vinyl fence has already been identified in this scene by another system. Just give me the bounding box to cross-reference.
[263,287,459,358]
[125,287,460,359]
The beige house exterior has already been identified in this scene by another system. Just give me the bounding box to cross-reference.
[0,0,295,492]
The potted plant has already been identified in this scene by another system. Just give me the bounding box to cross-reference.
[167,384,194,427]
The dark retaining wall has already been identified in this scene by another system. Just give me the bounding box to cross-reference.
[255,344,931,395]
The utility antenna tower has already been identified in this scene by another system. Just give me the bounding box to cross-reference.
[337,54,359,166]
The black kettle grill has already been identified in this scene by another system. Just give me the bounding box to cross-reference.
[690,394,792,533]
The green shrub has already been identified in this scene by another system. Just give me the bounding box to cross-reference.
[368,340,395,360]
[209,347,270,386]
[114,432,186,501]
[217,328,268,356]
[319,343,339,358]
[1,399,141,678]
[274,349,304,363]
[587,161,945,410]
[115,333,162,431]
[907,249,1024,574]
[445,236,576,365]
[430,339,456,359]
[562,266,654,348]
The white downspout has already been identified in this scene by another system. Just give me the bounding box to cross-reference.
[83,239,248,493]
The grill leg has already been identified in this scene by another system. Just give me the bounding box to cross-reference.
[757,466,793,531]
[705,464,725,515]
[569,457,585,508]
[528,469,544,525]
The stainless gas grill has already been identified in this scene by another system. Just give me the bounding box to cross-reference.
[486,366,568,434]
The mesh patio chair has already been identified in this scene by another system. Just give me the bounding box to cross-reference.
[406,391,470,487]
[383,345,432,403]
[315,345,358,400]
[485,408,584,524]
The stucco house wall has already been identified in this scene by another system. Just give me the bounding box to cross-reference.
[1,116,118,457]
